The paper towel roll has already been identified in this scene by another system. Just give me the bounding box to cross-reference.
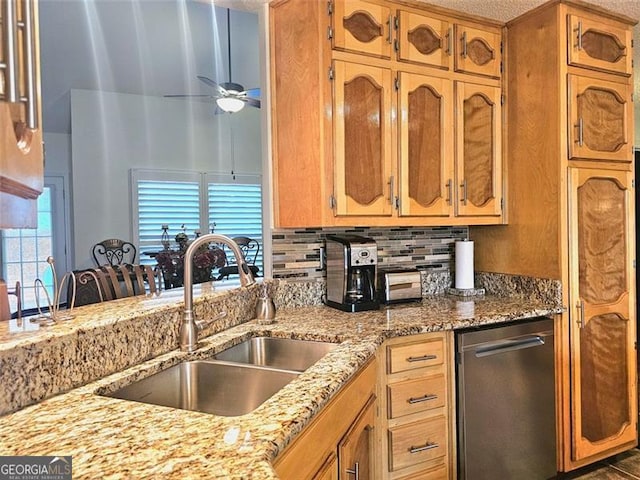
[455,240,474,289]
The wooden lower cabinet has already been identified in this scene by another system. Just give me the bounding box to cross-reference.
[273,358,377,480]
[377,332,455,479]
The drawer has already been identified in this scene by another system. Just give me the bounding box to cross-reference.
[387,337,444,373]
[388,415,447,471]
[396,464,448,480]
[388,374,446,419]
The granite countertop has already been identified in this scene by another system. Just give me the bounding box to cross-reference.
[0,292,562,480]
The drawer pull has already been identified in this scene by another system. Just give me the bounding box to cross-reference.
[407,394,438,404]
[406,354,437,363]
[409,442,439,454]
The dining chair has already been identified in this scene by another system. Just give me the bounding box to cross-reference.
[70,264,162,307]
[92,239,137,266]
[216,236,260,280]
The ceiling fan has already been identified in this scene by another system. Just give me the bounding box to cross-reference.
[164,8,261,114]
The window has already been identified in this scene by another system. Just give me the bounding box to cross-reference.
[131,169,263,274]
[1,177,69,317]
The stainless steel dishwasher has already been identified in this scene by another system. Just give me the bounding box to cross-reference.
[456,317,556,479]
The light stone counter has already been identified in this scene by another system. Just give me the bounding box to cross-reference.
[0,286,562,480]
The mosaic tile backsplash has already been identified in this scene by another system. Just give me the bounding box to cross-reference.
[272,226,469,280]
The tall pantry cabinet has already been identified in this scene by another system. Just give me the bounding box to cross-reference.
[470,0,637,471]
[0,0,44,228]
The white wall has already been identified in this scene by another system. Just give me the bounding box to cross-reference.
[70,89,261,269]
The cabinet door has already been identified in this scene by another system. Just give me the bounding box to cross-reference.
[568,167,637,462]
[332,0,392,59]
[338,394,376,479]
[398,72,454,217]
[567,14,632,76]
[568,74,632,162]
[313,452,338,480]
[396,10,452,70]
[455,82,502,217]
[454,24,501,78]
[0,0,44,228]
[333,60,394,216]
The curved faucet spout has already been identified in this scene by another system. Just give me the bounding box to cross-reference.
[180,234,256,352]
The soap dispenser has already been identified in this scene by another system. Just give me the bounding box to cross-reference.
[255,285,276,324]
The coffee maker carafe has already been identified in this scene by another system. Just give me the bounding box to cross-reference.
[325,235,379,312]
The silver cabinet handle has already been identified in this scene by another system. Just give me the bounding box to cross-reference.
[460,180,468,205]
[576,118,584,147]
[387,14,393,44]
[2,0,19,103]
[576,21,583,50]
[446,179,453,205]
[408,394,437,404]
[345,462,359,480]
[445,27,452,56]
[460,31,467,58]
[576,299,585,328]
[388,175,395,205]
[406,354,437,363]
[409,442,439,454]
[21,0,38,129]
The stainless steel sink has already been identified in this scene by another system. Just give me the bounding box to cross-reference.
[212,337,338,372]
[105,360,299,417]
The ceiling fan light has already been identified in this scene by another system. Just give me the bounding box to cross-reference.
[216,97,245,113]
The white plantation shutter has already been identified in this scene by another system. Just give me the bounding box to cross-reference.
[132,170,262,273]
[207,173,263,271]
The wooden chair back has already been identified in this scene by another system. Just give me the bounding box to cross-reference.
[70,264,162,307]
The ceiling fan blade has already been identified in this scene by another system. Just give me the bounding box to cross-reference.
[197,75,227,96]
[164,94,212,98]
[243,97,261,109]
[242,88,261,99]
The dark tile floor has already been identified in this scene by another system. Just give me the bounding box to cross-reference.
[564,449,640,479]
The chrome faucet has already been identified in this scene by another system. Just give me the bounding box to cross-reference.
[180,234,256,352]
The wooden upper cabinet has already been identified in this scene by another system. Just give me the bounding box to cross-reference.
[0,0,44,228]
[333,60,394,217]
[568,74,632,162]
[567,14,633,76]
[454,24,501,78]
[396,10,453,70]
[568,167,637,462]
[332,0,392,59]
[398,72,454,217]
[455,82,502,217]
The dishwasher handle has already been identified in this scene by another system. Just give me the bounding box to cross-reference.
[474,334,549,358]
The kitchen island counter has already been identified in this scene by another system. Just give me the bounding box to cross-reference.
[0,291,562,479]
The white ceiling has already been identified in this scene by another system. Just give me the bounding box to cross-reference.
[39,1,260,134]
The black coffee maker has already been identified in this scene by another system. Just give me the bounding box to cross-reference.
[325,235,379,312]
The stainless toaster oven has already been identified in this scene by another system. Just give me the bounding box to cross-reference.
[379,269,422,304]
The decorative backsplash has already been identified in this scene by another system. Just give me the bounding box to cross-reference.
[272,226,469,280]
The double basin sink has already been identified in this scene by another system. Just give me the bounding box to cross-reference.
[105,337,338,417]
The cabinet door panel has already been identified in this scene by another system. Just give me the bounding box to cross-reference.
[454,25,501,78]
[333,60,393,216]
[398,72,453,217]
[333,0,392,59]
[568,167,637,461]
[0,0,43,228]
[339,394,376,480]
[567,14,632,76]
[455,82,502,217]
[568,75,632,162]
[397,10,452,70]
